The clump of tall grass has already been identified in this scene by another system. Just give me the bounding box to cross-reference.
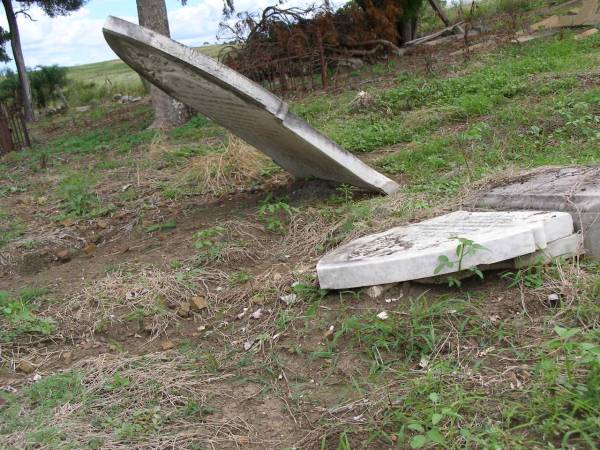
[65,79,146,106]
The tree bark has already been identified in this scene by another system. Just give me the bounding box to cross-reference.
[427,0,450,27]
[398,16,417,45]
[3,0,34,122]
[136,0,191,130]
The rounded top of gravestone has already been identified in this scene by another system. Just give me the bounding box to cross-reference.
[103,16,285,117]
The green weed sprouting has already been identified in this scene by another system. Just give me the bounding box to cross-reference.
[434,237,487,287]
[501,259,546,289]
[145,221,177,233]
[193,225,227,262]
[257,195,299,234]
[229,269,251,286]
[0,289,55,343]
[335,183,358,205]
[57,173,99,217]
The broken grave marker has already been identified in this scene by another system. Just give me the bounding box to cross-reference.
[317,210,574,289]
[102,16,399,194]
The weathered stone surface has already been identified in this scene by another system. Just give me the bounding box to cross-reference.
[102,16,399,194]
[317,210,573,289]
[362,283,395,299]
[575,28,599,39]
[474,166,600,256]
[487,233,583,270]
[531,0,600,30]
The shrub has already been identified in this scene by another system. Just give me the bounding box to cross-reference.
[29,65,68,109]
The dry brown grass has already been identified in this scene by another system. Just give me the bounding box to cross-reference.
[197,136,273,194]
[1,352,272,449]
[164,135,287,196]
[65,267,199,337]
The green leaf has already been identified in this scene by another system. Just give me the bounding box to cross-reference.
[145,221,177,233]
[428,392,440,403]
[435,255,452,274]
[407,423,425,433]
[441,407,462,418]
[471,267,484,279]
[410,435,429,449]
[427,429,445,445]
[431,413,443,425]
[448,276,462,288]
[554,326,580,339]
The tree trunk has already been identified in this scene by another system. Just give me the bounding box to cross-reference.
[3,0,34,122]
[427,0,450,27]
[398,15,418,45]
[136,0,191,130]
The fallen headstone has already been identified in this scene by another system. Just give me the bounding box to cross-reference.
[512,29,559,44]
[317,210,574,289]
[531,0,600,30]
[474,166,600,257]
[416,233,583,284]
[490,233,583,270]
[102,16,399,194]
[575,28,599,39]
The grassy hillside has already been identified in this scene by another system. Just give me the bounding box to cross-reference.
[2,17,600,450]
[66,44,224,91]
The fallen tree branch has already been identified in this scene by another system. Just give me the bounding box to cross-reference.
[404,22,465,47]
[344,45,383,56]
[345,39,406,56]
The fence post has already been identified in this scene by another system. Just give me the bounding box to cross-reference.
[0,113,14,155]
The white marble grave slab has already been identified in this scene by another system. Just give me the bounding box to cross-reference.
[317,210,574,289]
[102,16,399,194]
[417,233,582,284]
[494,233,583,270]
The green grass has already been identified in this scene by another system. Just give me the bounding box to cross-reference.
[54,172,116,220]
[0,288,55,343]
[0,208,25,248]
[291,33,600,215]
[294,33,600,154]
[318,260,600,449]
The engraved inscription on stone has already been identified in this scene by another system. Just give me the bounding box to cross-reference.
[348,234,413,260]
[343,210,571,262]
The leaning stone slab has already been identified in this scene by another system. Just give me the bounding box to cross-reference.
[102,16,399,194]
[474,166,600,257]
[317,210,573,289]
